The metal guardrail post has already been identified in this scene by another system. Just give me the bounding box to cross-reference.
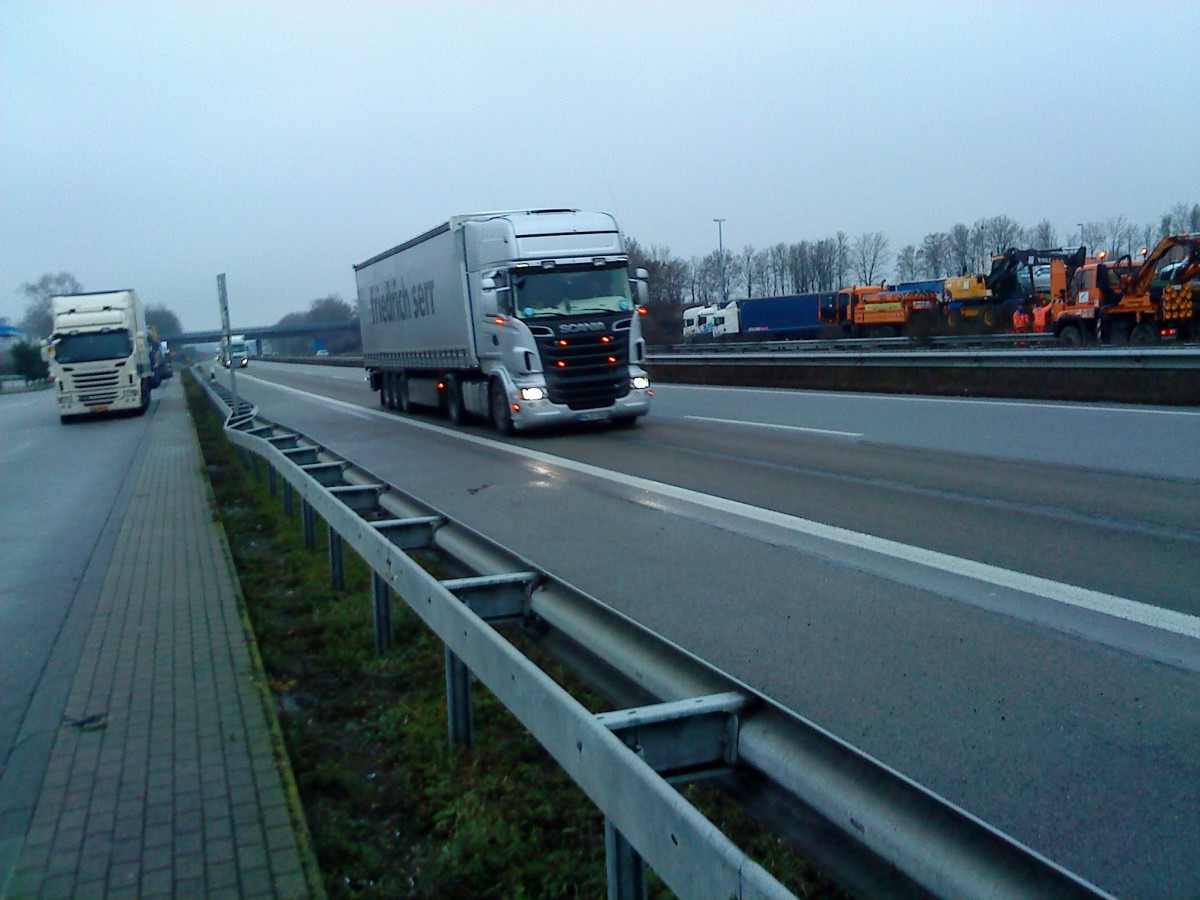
[268,465,277,497]
[329,531,345,591]
[301,500,316,549]
[282,480,294,516]
[606,819,647,900]
[371,572,393,654]
[445,650,474,749]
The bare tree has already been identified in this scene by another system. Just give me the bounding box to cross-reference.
[919,232,948,278]
[947,224,974,276]
[739,246,756,298]
[851,232,890,285]
[1032,219,1057,248]
[20,272,83,338]
[894,245,919,281]
[145,305,183,338]
[834,231,850,289]
[976,215,1026,254]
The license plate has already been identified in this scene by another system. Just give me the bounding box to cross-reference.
[92,406,110,413]
[578,411,607,422]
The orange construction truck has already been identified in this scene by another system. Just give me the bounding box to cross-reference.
[1041,234,1199,345]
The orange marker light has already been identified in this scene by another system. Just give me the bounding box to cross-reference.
[436,382,445,389]
[511,403,521,412]
[493,316,506,326]
[607,356,617,363]
[637,306,648,315]
[601,335,611,343]
[556,361,566,368]
[557,339,568,347]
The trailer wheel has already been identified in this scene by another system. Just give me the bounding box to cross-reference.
[1129,323,1157,345]
[380,372,391,408]
[397,372,411,413]
[489,379,514,436]
[445,374,465,425]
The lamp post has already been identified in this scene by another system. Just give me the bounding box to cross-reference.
[713,218,727,305]
[1076,222,1085,247]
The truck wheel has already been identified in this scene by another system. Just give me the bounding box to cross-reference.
[136,379,151,415]
[1058,324,1083,347]
[445,374,465,425]
[1129,323,1157,345]
[982,306,1002,330]
[380,373,391,408]
[489,379,514,436]
[398,373,411,413]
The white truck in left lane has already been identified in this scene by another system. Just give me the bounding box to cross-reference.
[45,290,152,422]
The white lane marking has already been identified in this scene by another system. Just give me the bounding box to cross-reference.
[234,372,1200,641]
[684,414,862,438]
[661,382,1200,417]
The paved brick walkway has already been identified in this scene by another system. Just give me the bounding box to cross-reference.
[4,381,318,899]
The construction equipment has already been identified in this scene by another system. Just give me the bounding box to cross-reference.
[822,282,941,337]
[944,247,1087,331]
[1046,234,1200,345]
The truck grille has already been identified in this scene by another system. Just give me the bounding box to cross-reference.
[72,369,122,407]
[535,327,632,411]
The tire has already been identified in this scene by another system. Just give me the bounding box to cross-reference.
[135,379,151,416]
[1130,323,1157,345]
[398,372,411,413]
[489,379,514,436]
[60,414,76,425]
[982,306,1003,330]
[380,372,391,408]
[1058,324,1083,347]
[877,325,898,338]
[445,374,465,425]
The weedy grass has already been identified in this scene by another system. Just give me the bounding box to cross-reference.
[184,372,844,899]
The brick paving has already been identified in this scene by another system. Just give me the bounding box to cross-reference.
[4,381,318,899]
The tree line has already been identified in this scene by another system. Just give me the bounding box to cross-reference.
[7,202,1195,350]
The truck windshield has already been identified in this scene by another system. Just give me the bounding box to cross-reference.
[55,331,133,363]
[513,264,633,318]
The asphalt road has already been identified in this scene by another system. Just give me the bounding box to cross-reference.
[186,366,1200,896]
[0,386,156,846]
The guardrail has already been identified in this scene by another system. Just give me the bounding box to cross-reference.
[194,367,1112,899]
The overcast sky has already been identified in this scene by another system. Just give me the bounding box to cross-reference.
[3,0,1197,333]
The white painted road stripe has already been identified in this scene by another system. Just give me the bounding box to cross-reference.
[684,414,863,438]
[235,372,1200,641]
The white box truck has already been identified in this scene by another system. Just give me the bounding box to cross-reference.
[354,209,652,433]
[45,290,152,423]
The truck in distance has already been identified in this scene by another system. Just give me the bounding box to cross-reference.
[220,334,250,368]
[354,209,652,433]
[44,290,152,423]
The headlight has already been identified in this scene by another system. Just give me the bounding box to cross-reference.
[519,387,545,401]
[631,376,650,390]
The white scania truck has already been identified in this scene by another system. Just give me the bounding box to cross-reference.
[45,290,152,423]
[354,209,652,433]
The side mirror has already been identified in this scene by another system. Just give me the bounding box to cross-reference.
[631,268,649,306]
[479,278,498,316]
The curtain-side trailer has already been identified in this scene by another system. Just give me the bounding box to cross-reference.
[355,209,652,433]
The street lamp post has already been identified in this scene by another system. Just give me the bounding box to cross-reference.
[713,218,727,305]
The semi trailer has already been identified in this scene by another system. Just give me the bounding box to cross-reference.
[44,290,152,422]
[354,209,652,433]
